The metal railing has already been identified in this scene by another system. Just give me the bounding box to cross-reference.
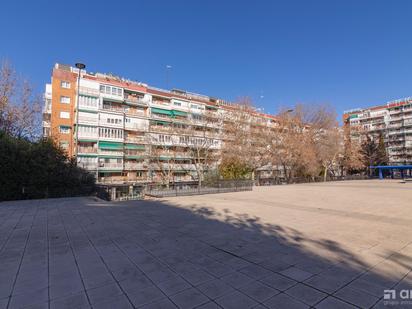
[145,180,253,197]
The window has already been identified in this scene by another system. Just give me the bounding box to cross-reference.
[174,102,182,106]
[59,126,70,134]
[61,81,71,89]
[100,85,123,96]
[60,96,70,104]
[79,95,98,108]
[60,111,70,119]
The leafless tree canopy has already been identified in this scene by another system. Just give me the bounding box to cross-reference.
[221,100,349,181]
[0,60,41,140]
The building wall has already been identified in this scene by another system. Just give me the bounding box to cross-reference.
[44,63,278,185]
[50,67,77,157]
[343,98,412,165]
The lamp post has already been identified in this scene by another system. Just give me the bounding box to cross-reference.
[74,62,86,162]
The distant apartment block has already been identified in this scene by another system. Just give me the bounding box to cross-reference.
[343,97,412,165]
[43,63,277,186]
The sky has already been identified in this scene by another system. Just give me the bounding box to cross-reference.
[1,0,412,119]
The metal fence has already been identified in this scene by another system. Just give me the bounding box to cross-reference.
[258,175,370,186]
[145,180,253,198]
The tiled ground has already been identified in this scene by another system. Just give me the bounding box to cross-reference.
[0,180,411,309]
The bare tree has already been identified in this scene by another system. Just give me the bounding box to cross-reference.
[272,104,339,182]
[316,128,344,181]
[0,60,41,139]
[176,108,222,187]
[342,125,364,174]
[222,97,273,181]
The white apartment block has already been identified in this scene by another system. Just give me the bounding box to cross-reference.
[343,97,412,165]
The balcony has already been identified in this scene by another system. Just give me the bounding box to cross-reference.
[125,136,146,143]
[156,163,196,171]
[79,86,99,97]
[101,104,124,114]
[78,147,97,155]
[124,162,145,170]
[125,108,146,117]
[98,175,147,184]
[98,136,124,142]
[100,92,123,102]
[78,115,98,125]
[151,113,172,121]
[99,120,123,128]
[78,103,98,112]
[98,163,123,170]
[151,100,171,107]
[98,150,124,156]
[149,125,172,133]
[78,131,98,139]
[125,122,146,131]
[78,162,98,170]
[124,94,147,106]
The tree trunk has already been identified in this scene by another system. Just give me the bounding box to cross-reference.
[323,165,328,182]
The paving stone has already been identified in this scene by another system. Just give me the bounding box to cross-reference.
[0,298,9,309]
[260,273,297,291]
[170,288,209,309]
[1,183,412,309]
[263,293,309,309]
[196,301,220,309]
[239,281,280,302]
[157,276,191,296]
[87,282,123,305]
[198,279,235,299]
[8,287,49,309]
[285,283,327,306]
[50,292,89,309]
[221,272,255,289]
[239,264,273,280]
[304,274,348,294]
[92,293,133,309]
[111,265,143,282]
[119,275,154,295]
[315,296,357,309]
[279,267,314,282]
[215,290,258,309]
[346,278,385,297]
[140,298,178,309]
[49,276,85,299]
[127,285,165,307]
[180,269,215,285]
[334,286,380,308]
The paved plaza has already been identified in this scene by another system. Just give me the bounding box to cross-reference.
[0,180,412,309]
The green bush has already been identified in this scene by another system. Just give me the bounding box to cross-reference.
[0,132,95,201]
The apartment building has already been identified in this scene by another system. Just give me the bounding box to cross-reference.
[43,63,277,187]
[343,97,412,165]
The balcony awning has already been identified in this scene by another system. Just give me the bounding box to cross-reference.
[151,107,173,116]
[78,139,98,142]
[172,110,188,117]
[125,144,145,150]
[99,141,123,150]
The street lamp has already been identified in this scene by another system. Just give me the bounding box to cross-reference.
[74,62,86,161]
